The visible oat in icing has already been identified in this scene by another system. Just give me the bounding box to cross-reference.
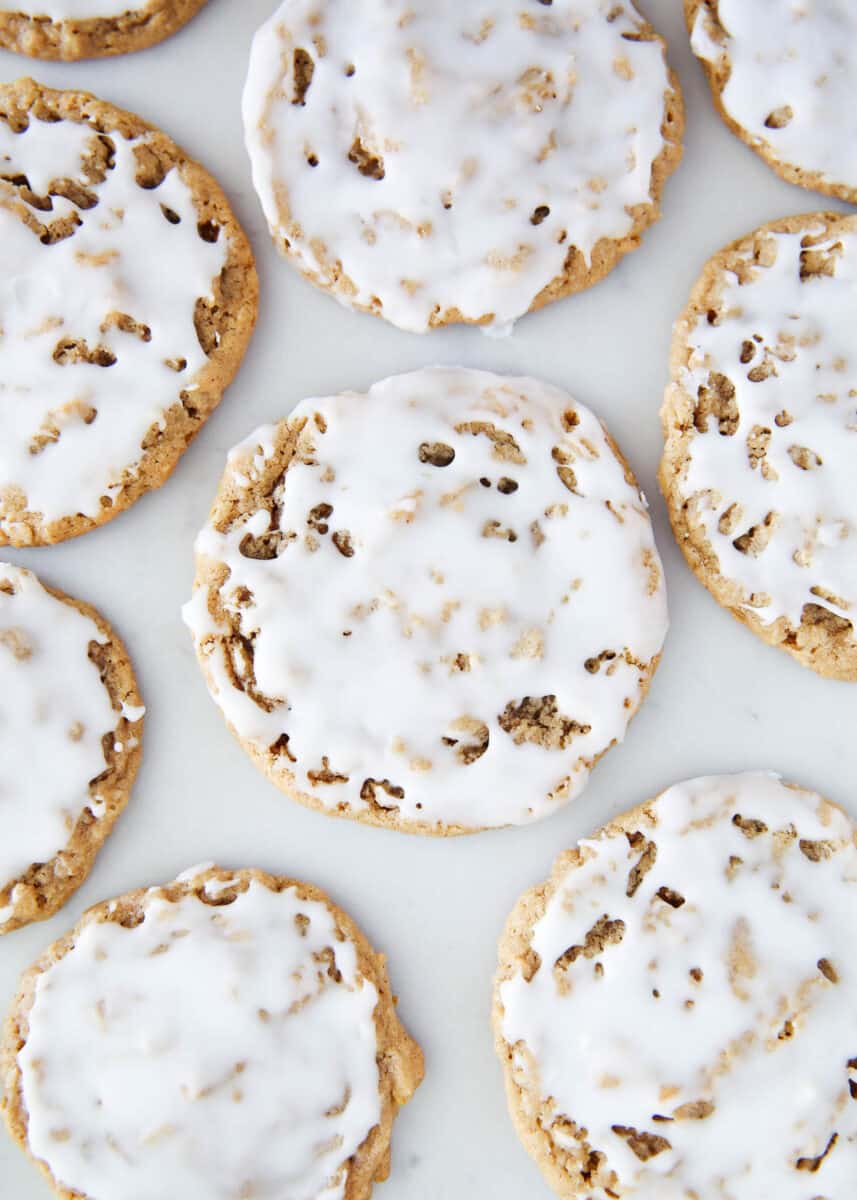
[0,87,227,542]
[184,368,668,833]
[496,772,857,1199]
[0,563,143,934]
[11,872,393,1200]
[689,0,857,201]
[243,0,680,333]
[660,213,857,678]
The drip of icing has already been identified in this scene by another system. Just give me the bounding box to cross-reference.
[675,220,857,627]
[243,0,672,333]
[0,563,118,903]
[18,876,381,1200]
[0,111,226,530]
[691,0,857,190]
[499,772,857,1198]
[183,368,668,829]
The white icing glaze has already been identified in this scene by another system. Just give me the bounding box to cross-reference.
[120,700,146,722]
[176,861,216,881]
[18,874,381,1200]
[499,771,857,1198]
[2,0,142,17]
[691,0,857,192]
[0,108,226,532]
[183,368,668,830]
[243,0,673,333]
[671,218,857,628]
[0,564,120,919]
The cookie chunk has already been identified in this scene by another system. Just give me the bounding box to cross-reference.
[0,563,144,935]
[494,772,857,1199]
[2,865,424,1200]
[0,1,210,60]
[687,0,857,204]
[0,78,258,547]
[184,368,668,834]
[660,212,857,680]
[243,0,683,334]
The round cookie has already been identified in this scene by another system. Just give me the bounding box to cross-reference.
[687,0,857,204]
[0,1,209,61]
[660,212,857,680]
[1,865,424,1200]
[494,771,857,1199]
[0,563,144,936]
[183,367,669,834]
[242,0,683,334]
[0,78,258,547]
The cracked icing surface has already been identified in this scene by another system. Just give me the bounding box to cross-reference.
[0,79,257,546]
[183,367,668,834]
[495,772,857,1199]
[2,867,423,1200]
[660,212,857,680]
[243,0,682,333]
[687,0,857,203]
[0,563,143,935]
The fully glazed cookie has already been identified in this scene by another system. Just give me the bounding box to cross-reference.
[184,368,668,834]
[2,865,424,1200]
[0,563,144,935]
[494,772,857,1199]
[660,212,857,680]
[0,1,209,61]
[0,78,258,547]
[243,0,683,334]
[687,0,857,204]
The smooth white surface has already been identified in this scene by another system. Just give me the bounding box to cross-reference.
[0,3,855,1197]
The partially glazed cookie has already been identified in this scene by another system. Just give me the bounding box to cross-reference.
[243,0,683,334]
[0,79,258,547]
[0,1,210,61]
[494,772,857,1199]
[2,865,424,1200]
[0,563,144,935]
[184,368,668,834]
[660,212,857,680]
[687,0,857,203]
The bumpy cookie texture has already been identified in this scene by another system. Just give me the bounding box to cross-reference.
[243,0,683,334]
[1,865,424,1200]
[0,78,258,547]
[494,772,857,1199]
[0,564,144,936]
[687,0,857,204]
[184,367,668,834]
[0,1,210,61]
[660,213,857,680]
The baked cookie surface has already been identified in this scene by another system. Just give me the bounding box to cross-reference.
[2,865,424,1200]
[0,1,210,61]
[494,772,857,1199]
[660,212,857,680]
[243,0,683,334]
[184,367,668,834]
[687,0,857,203]
[0,563,144,936]
[0,78,258,547]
